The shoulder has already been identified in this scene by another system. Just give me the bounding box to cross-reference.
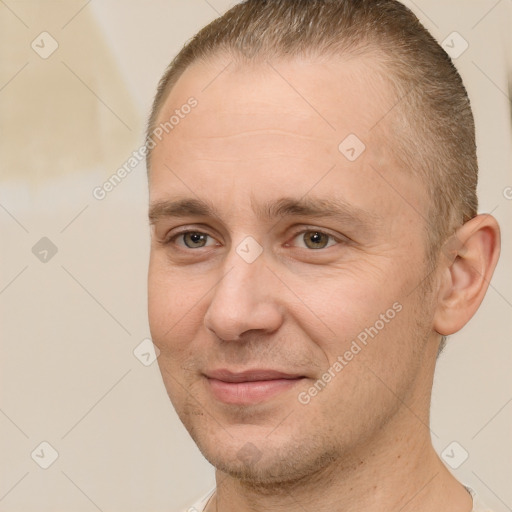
[466,486,494,512]
[180,487,216,512]
[181,486,494,512]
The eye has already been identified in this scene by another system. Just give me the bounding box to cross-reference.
[171,231,218,249]
[290,230,339,250]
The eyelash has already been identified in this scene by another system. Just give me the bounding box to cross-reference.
[162,228,344,251]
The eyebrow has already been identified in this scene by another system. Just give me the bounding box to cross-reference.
[149,197,219,224]
[148,195,379,233]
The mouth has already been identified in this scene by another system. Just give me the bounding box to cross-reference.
[203,369,306,405]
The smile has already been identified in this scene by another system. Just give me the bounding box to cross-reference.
[204,369,306,405]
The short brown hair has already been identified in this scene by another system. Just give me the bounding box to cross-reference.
[146,0,478,258]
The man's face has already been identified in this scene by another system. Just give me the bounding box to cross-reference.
[148,54,440,483]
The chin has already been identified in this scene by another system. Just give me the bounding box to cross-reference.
[190,425,341,491]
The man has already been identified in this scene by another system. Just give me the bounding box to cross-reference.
[145,1,501,511]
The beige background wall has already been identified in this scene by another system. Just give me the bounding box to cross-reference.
[0,1,510,511]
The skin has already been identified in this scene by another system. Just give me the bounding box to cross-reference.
[147,54,500,512]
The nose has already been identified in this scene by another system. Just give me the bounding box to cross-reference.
[203,247,284,342]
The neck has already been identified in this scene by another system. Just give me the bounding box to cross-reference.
[206,402,472,512]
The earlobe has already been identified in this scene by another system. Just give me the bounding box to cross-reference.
[433,214,501,336]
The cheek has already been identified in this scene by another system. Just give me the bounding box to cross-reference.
[148,260,184,347]
[289,260,425,402]
[293,300,425,438]
[148,259,210,359]
[287,264,400,346]
[147,261,170,342]
[149,266,205,406]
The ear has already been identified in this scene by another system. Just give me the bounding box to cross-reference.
[433,214,501,336]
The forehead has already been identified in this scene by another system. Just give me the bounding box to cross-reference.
[149,54,428,228]
[154,53,395,152]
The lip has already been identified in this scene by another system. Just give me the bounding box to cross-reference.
[204,369,305,405]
